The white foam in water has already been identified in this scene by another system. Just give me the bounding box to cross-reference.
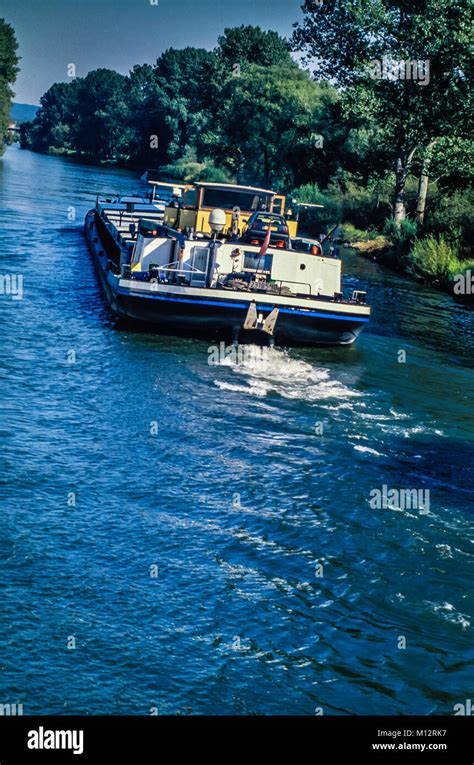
[212,348,447,445]
[214,380,268,398]
[213,347,360,402]
[378,423,446,438]
[427,601,471,631]
[353,445,384,456]
[389,409,410,420]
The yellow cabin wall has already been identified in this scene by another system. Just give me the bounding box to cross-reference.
[163,201,300,237]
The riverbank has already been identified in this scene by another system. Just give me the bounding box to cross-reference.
[35,145,142,170]
[346,231,473,305]
[15,142,473,305]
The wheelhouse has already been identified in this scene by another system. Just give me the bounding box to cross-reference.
[162,182,296,237]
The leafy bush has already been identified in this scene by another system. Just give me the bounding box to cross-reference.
[384,218,418,258]
[405,235,462,282]
[336,181,391,230]
[196,162,235,183]
[341,223,381,242]
[160,157,206,182]
[288,183,340,233]
[290,179,391,236]
[160,146,234,183]
[424,187,474,258]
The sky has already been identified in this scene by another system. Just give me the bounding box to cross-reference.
[2,0,305,105]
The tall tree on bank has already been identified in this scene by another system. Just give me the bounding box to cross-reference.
[0,18,19,156]
[22,81,79,152]
[293,0,472,228]
[22,70,132,160]
[73,69,131,160]
[201,64,342,189]
[218,25,295,71]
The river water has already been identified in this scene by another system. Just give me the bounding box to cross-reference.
[1,145,473,715]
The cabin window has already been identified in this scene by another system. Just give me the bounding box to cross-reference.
[184,188,198,208]
[243,251,273,272]
[189,246,210,284]
[201,189,271,212]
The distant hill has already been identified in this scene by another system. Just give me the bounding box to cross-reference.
[10,103,39,124]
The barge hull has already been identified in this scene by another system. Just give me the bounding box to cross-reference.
[113,290,366,345]
[85,210,368,347]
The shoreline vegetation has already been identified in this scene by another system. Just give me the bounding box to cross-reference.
[346,234,473,302]
[0,18,19,157]
[3,6,473,303]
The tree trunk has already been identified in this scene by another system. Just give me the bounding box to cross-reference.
[394,158,407,227]
[393,147,418,228]
[415,170,430,226]
[415,139,437,226]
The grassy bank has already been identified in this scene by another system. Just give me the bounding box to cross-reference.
[292,183,473,303]
[346,226,474,302]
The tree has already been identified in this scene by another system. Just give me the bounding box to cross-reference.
[126,64,164,166]
[0,18,19,155]
[73,69,131,160]
[201,64,332,189]
[415,136,474,224]
[217,25,295,71]
[152,47,223,161]
[23,81,79,152]
[125,48,224,168]
[293,0,472,227]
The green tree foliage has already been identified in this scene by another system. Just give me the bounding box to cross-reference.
[74,69,133,160]
[293,0,473,226]
[0,18,19,156]
[21,82,79,152]
[22,70,132,160]
[149,47,224,163]
[218,25,295,70]
[19,20,472,261]
[22,25,297,170]
[200,65,339,188]
[126,63,168,167]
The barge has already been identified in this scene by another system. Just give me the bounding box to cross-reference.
[84,182,370,346]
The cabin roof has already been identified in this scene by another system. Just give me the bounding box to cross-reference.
[194,182,276,195]
[148,181,188,188]
[147,181,277,196]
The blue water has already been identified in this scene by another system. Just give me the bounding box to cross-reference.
[1,145,473,715]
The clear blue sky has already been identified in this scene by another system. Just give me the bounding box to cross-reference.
[2,0,304,105]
